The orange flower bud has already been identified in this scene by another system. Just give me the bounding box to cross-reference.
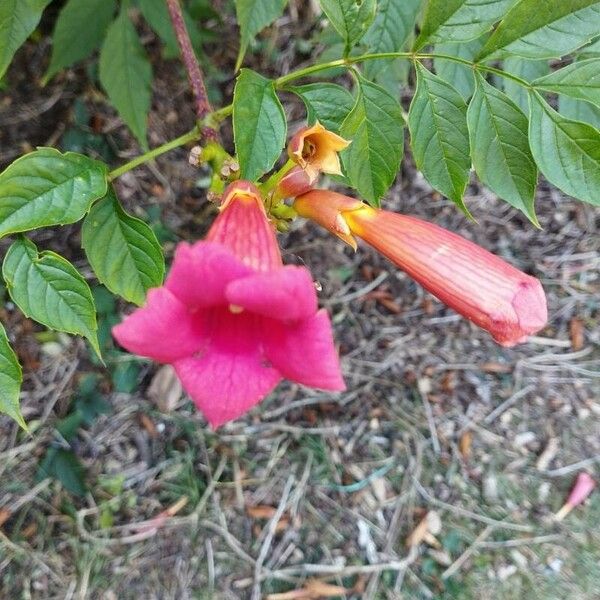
[288,121,350,182]
[294,190,548,347]
[275,166,314,199]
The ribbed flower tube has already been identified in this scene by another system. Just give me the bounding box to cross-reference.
[295,190,547,347]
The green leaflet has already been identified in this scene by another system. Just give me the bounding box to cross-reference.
[43,0,117,83]
[82,188,164,306]
[479,0,600,59]
[0,0,52,79]
[3,238,101,358]
[415,0,513,49]
[408,64,471,216]
[233,69,286,181]
[534,58,600,109]
[468,74,538,224]
[234,0,287,69]
[528,91,600,207]
[433,37,486,100]
[290,83,354,133]
[340,74,404,206]
[559,96,600,129]
[99,10,153,149]
[0,323,24,428]
[0,148,108,239]
[319,0,376,55]
[502,57,549,114]
[363,0,420,81]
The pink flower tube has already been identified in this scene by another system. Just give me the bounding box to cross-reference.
[113,181,344,427]
[294,190,547,347]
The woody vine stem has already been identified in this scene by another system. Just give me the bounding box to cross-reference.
[108,2,533,182]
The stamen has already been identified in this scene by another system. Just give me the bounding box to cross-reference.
[229,304,244,314]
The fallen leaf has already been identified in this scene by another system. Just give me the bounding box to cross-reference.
[459,431,473,460]
[138,413,158,438]
[247,505,277,519]
[569,318,585,351]
[406,514,429,547]
[406,510,442,547]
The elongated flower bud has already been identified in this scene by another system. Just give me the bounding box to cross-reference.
[294,190,547,347]
[275,166,315,199]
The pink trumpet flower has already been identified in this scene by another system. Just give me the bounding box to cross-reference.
[113,181,344,427]
[294,191,548,347]
[555,472,596,521]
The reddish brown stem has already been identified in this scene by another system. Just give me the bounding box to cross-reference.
[165,0,215,136]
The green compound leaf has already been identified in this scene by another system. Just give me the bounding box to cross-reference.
[363,0,421,81]
[502,57,549,115]
[479,0,600,59]
[233,69,286,181]
[43,0,117,84]
[290,83,354,133]
[528,91,600,207]
[3,238,101,358]
[408,64,471,216]
[99,9,153,150]
[433,37,485,100]
[0,323,25,428]
[340,74,404,206]
[234,0,287,70]
[534,58,600,109]
[467,74,538,224]
[414,0,513,49]
[82,188,164,306]
[0,148,108,239]
[0,0,52,79]
[319,0,376,55]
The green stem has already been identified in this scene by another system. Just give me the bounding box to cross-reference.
[259,158,295,195]
[108,51,532,180]
[276,52,531,90]
[108,127,200,180]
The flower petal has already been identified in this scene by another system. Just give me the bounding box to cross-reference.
[264,309,345,391]
[165,241,252,308]
[173,308,281,427]
[226,266,318,321]
[174,353,281,428]
[112,288,204,362]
